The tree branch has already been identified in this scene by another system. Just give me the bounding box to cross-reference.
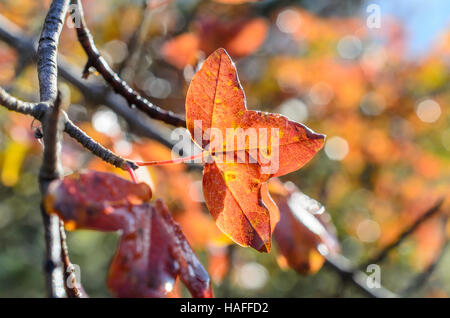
[39,91,65,298]
[59,220,84,298]
[0,87,137,170]
[0,86,37,115]
[70,0,186,127]
[38,0,68,103]
[36,0,69,298]
[40,95,63,186]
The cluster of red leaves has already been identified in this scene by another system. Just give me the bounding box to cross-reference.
[45,170,213,298]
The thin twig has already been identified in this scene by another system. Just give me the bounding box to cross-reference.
[59,220,83,298]
[70,0,186,127]
[117,0,152,77]
[39,95,63,186]
[0,87,137,170]
[0,86,39,115]
[325,254,397,298]
[361,199,444,269]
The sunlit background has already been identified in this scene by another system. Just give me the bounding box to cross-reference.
[0,0,449,297]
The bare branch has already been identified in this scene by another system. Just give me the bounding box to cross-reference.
[36,0,69,298]
[63,115,137,169]
[39,92,65,298]
[361,199,444,269]
[59,220,84,298]
[39,94,64,186]
[0,86,137,170]
[70,0,186,127]
[38,0,69,103]
[116,0,151,76]
[0,86,38,116]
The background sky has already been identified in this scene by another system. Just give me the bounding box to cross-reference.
[363,0,449,59]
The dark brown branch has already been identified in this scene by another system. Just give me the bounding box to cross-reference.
[39,94,63,186]
[70,0,186,127]
[325,254,397,298]
[361,199,444,269]
[36,0,69,298]
[63,115,137,169]
[39,92,65,298]
[0,87,137,170]
[38,0,69,103]
[0,86,37,115]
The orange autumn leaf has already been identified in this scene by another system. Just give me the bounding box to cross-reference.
[185,48,325,252]
[217,18,269,58]
[162,33,200,69]
[45,170,212,298]
[270,180,339,275]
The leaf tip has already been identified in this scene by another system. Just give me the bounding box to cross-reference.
[257,241,271,253]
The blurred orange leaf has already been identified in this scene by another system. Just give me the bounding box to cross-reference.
[162,18,268,68]
[162,33,200,69]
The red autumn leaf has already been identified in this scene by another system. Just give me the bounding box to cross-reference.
[269,179,340,275]
[45,170,213,298]
[185,48,325,252]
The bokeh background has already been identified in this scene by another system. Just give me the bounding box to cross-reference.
[0,0,449,297]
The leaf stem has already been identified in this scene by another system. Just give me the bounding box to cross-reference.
[135,151,207,167]
[126,164,139,183]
